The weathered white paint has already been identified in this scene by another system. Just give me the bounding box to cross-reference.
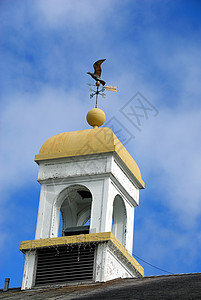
[38,157,107,180]
[94,243,107,282]
[105,249,132,281]
[35,153,139,242]
[112,155,139,206]
[21,251,37,290]
[22,151,142,289]
[94,241,137,282]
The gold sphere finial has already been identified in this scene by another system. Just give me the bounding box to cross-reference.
[86,108,106,128]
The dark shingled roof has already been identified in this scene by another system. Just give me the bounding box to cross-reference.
[1,273,201,300]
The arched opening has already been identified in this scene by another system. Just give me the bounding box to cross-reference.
[112,195,127,246]
[58,185,92,236]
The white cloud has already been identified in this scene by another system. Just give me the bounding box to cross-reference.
[35,0,115,28]
[0,86,90,200]
[129,102,201,227]
[135,216,201,274]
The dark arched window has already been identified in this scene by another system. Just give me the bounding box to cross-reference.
[58,185,92,236]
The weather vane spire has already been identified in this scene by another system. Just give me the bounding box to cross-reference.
[87,59,117,108]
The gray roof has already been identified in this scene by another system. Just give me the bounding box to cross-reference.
[1,273,201,300]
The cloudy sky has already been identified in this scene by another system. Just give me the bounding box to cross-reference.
[1,0,201,288]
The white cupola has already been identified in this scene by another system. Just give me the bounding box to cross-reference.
[20,108,144,290]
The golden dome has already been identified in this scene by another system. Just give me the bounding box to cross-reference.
[86,108,106,127]
[35,127,144,188]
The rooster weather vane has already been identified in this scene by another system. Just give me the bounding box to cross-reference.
[87,59,117,108]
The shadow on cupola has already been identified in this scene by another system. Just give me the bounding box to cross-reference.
[57,185,92,237]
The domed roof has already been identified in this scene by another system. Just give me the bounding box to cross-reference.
[35,127,144,188]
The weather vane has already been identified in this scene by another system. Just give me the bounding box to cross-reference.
[87,59,117,108]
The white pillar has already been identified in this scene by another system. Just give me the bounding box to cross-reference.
[21,251,37,290]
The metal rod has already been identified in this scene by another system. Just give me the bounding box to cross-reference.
[3,278,10,292]
[95,86,99,108]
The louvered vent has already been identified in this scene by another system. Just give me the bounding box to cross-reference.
[35,244,96,286]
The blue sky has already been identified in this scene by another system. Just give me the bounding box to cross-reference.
[1,0,201,288]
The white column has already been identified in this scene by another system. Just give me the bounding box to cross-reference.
[94,243,107,282]
[35,184,58,239]
[21,251,37,290]
[125,204,135,253]
[87,180,105,233]
[99,178,112,232]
